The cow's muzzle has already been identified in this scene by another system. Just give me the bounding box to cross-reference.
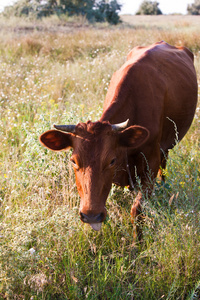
[80,212,106,231]
[80,212,104,223]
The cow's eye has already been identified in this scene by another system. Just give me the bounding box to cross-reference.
[70,158,79,169]
[109,158,116,167]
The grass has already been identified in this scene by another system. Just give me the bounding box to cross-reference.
[0,14,200,299]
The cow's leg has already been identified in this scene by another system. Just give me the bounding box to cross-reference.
[131,191,144,242]
[130,184,153,243]
[130,151,160,243]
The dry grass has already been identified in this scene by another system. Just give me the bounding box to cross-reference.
[0,14,200,300]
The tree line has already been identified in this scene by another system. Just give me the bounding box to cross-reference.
[3,0,200,25]
[3,0,122,24]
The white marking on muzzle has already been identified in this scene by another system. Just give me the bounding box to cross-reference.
[90,223,102,231]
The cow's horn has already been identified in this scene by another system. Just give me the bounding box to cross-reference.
[53,124,76,133]
[111,119,129,131]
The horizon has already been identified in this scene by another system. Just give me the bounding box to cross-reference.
[0,0,195,15]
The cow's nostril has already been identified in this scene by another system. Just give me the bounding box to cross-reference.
[80,212,104,223]
[96,212,104,222]
[80,212,88,223]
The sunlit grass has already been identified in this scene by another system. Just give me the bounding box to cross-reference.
[0,15,200,299]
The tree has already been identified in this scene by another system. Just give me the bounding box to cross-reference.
[3,0,122,24]
[3,0,57,18]
[187,0,200,15]
[60,0,95,17]
[93,0,121,24]
[136,0,162,15]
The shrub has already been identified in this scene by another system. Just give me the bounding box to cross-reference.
[187,0,200,15]
[136,0,162,15]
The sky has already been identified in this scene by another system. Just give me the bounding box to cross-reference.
[0,0,195,15]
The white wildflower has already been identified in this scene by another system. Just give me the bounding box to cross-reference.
[29,248,36,255]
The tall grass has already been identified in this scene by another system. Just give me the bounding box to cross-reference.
[0,15,200,299]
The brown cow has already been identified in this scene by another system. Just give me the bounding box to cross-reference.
[39,41,198,241]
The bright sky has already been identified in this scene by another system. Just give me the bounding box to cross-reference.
[0,0,195,14]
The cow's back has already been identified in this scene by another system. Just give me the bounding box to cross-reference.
[101,41,198,152]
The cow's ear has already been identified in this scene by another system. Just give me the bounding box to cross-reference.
[118,126,149,149]
[39,130,73,151]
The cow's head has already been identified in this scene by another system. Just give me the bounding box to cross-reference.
[39,120,149,231]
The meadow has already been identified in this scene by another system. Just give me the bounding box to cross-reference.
[0,14,200,299]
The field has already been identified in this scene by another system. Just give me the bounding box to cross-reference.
[0,14,200,299]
